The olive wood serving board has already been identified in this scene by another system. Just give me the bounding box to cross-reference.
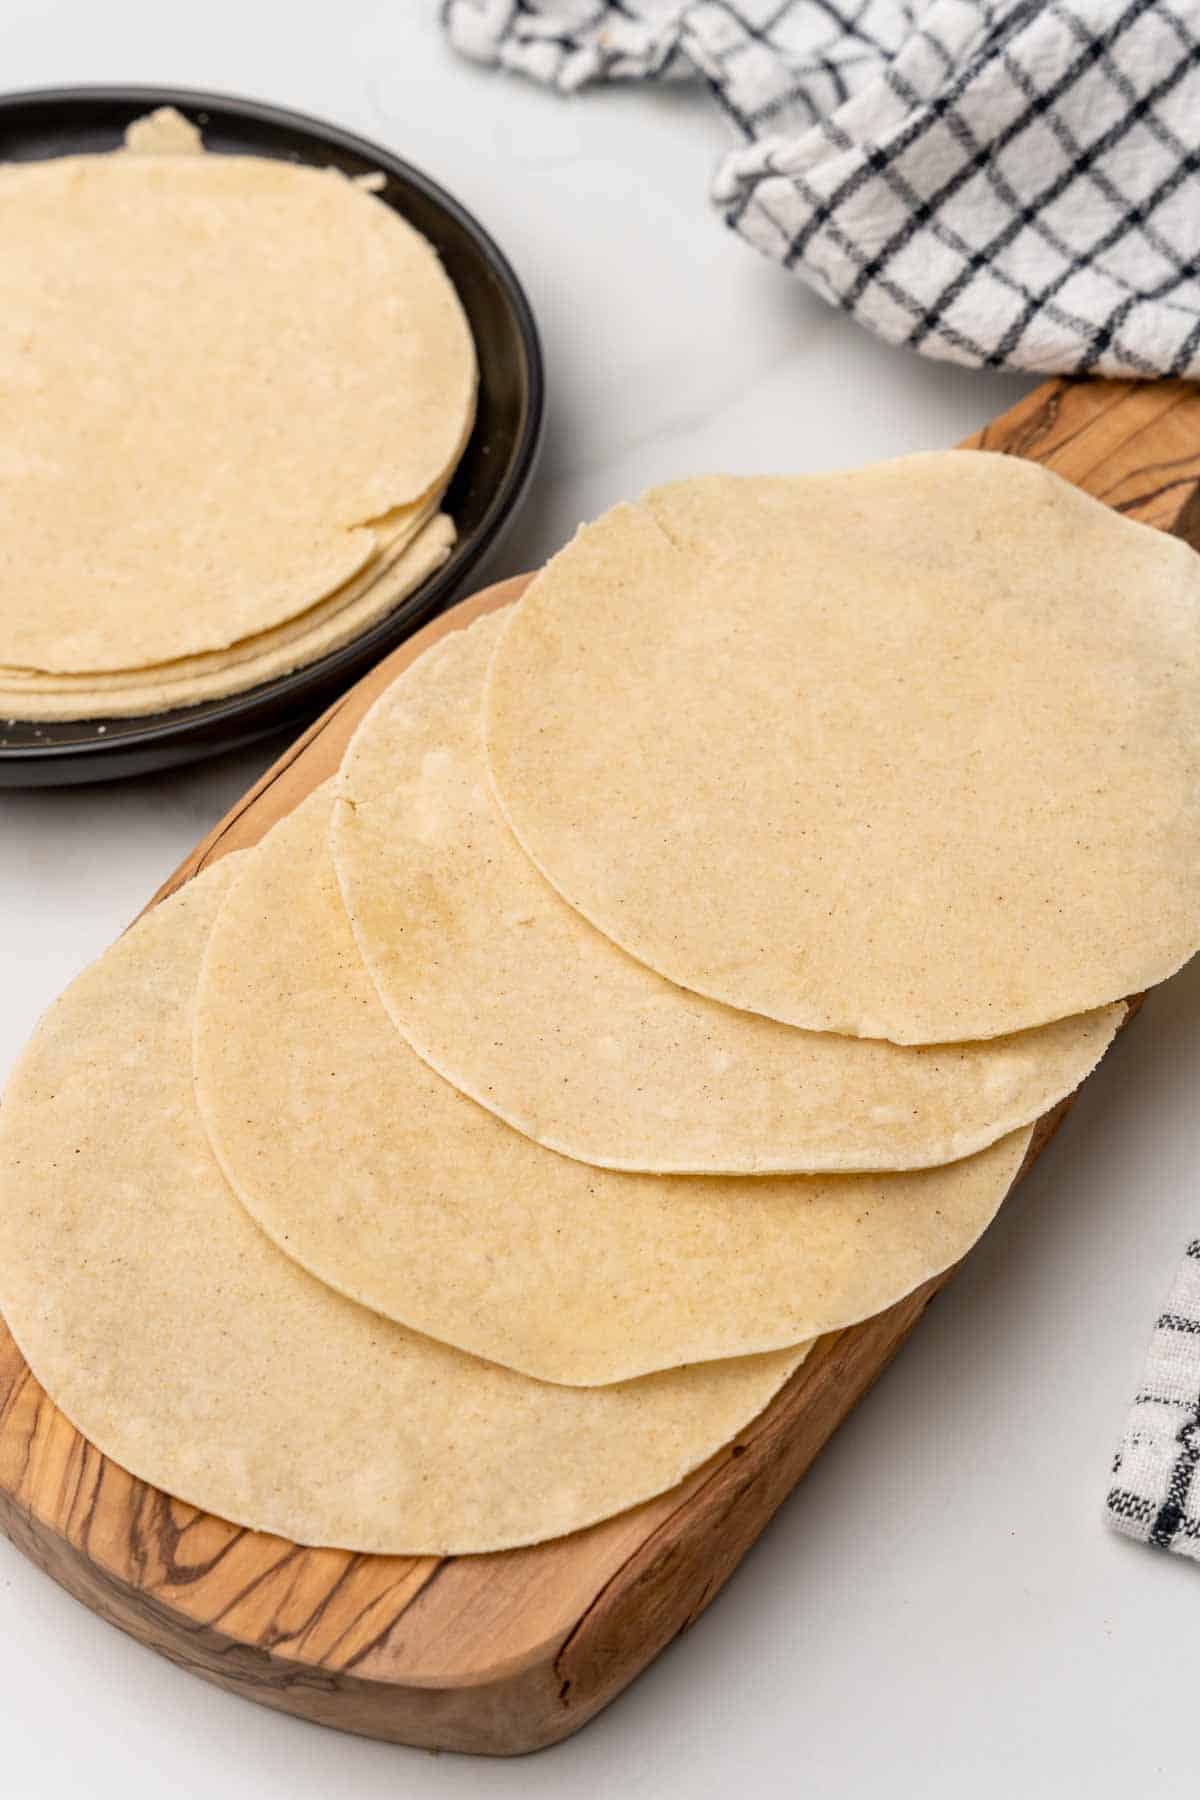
[2,376,1199,1758]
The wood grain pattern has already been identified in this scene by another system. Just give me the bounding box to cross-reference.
[2,375,1198,1757]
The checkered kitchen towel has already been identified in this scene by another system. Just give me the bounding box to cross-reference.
[1108,1242,1200,1561]
[443,1,1200,377]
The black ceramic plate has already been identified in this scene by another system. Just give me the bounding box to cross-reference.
[0,86,543,787]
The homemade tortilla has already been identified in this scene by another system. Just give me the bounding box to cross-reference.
[0,148,475,670]
[0,864,806,1556]
[196,789,1033,1387]
[484,455,1200,1043]
[0,515,455,719]
[0,490,445,687]
[334,613,1121,1172]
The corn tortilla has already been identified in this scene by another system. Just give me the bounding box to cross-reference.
[0,864,806,1555]
[334,612,1120,1172]
[0,149,475,670]
[0,515,454,720]
[0,489,445,688]
[196,788,1033,1387]
[484,455,1200,1042]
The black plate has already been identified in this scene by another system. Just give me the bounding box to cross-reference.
[0,86,543,787]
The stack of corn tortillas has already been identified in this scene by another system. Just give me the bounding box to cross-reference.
[0,110,475,720]
[3,450,1199,1557]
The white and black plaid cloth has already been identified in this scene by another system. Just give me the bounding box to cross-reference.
[1108,1241,1200,1563]
[443,1,1200,377]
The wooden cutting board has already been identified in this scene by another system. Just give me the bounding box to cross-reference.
[2,376,1199,1758]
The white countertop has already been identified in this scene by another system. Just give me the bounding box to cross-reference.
[2,7,1198,1797]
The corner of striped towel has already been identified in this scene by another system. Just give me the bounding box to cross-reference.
[1107,1240,1200,1563]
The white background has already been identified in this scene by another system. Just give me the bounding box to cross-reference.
[2,5,1198,1796]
